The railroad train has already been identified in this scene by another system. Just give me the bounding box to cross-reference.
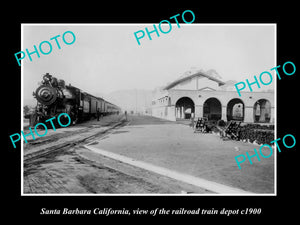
[29,73,121,126]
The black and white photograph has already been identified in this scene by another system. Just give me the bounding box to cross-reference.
[21,24,276,195]
[4,5,298,220]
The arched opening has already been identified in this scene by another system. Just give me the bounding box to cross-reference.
[227,98,244,121]
[203,97,222,121]
[175,97,195,119]
[253,99,271,123]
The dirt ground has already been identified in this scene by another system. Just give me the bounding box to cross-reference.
[87,115,274,194]
[23,115,211,194]
[24,114,274,194]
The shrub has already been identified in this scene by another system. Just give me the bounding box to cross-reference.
[238,125,274,144]
[217,119,226,127]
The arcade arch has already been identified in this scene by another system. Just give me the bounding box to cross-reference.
[227,98,244,121]
[203,97,222,120]
[175,97,195,119]
[253,99,271,123]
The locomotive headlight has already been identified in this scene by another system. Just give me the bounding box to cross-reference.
[41,91,50,98]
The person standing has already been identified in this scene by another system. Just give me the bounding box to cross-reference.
[190,113,195,128]
[97,109,100,121]
[125,110,127,121]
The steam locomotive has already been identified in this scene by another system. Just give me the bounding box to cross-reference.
[30,73,120,126]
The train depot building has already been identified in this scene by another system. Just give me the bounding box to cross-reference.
[151,70,274,124]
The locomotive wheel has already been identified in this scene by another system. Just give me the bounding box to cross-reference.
[55,113,72,127]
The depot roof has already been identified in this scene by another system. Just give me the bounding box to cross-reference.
[163,71,225,90]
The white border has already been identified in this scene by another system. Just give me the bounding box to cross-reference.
[21,24,24,196]
[21,23,277,196]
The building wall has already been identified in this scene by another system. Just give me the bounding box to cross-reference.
[151,89,274,123]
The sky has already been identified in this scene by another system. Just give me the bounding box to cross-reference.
[22,24,275,103]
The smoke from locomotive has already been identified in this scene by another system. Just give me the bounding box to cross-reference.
[30,73,121,126]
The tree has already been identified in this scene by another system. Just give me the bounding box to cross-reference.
[23,105,30,115]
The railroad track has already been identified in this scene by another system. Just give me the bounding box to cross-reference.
[24,119,126,163]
